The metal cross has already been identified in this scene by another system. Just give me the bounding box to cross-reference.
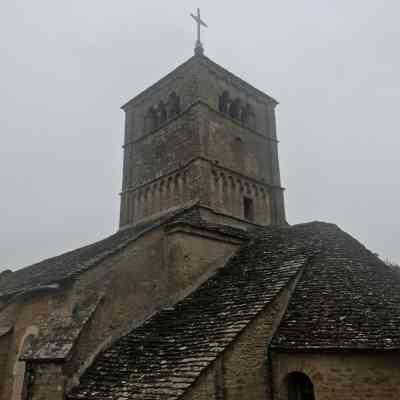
[190,8,207,55]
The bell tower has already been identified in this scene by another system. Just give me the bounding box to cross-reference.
[119,48,286,229]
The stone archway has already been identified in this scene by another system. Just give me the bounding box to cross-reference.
[12,326,38,400]
[286,371,315,400]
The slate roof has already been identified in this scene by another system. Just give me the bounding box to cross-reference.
[0,220,153,300]
[271,224,400,351]
[67,225,311,400]
[1,205,247,301]
[68,221,400,400]
[22,294,103,361]
[121,53,276,110]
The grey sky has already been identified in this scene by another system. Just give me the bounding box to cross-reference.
[1,1,399,270]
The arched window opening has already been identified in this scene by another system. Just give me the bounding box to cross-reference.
[241,103,252,125]
[219,90,230,114]
[229,98,241,119]
[158,101,167,124]
[150,106,159,130]
[145,106,159,133]
[218,92,257,129]
[12,327,38,400]
[144,92,181,133]
[287,372,315,400]
[168,92,181,118]
[144,107,153,133]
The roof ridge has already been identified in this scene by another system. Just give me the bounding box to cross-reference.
[0,204,202,300]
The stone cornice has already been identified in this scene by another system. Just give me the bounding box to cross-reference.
[120,156,285,196]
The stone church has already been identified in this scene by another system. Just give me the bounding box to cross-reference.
[2,32,400,400]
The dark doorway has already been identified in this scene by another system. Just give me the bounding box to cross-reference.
[287,372,315,400]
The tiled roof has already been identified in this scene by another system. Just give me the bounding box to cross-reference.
[22,294,103,361]
[271,223,400,351]
[1,205,246,301]
[121,53,276,110]
[0,221,151,300]
[68,221,400,400]
[67,225,309,400]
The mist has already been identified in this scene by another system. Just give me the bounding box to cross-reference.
[1,0,399,270]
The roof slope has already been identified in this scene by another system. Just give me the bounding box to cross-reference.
[0,219,156,300]
[271,224,400,351]
[68,222,400,400]
[1,205,246,300]
[121,53,276,109]
[67,225,312,400]
[22,294,103,361]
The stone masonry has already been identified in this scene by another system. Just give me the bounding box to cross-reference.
[2,47,399,400]
[119,54,286,228]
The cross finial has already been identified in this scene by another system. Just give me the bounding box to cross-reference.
[190,8,208,55]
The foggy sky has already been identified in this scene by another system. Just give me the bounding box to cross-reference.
[1,1,399,270]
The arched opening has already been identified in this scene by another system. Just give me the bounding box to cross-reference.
[241,103,252,125]
[219,90,230,114]
[145,106,158,132]
[150,106,159,130]
[168,92,181,118]
[158,101,167,124]
[12,326,38,400]
[229,98,241,119]
[286,372,315,400]
[144,107,153,133]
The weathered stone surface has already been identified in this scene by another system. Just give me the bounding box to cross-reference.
[3,49,400,400]
[68,222,400,400]
[273,352,400,400]
[0,206,248,400]
[272,223,400,351]
[119,53,285,228]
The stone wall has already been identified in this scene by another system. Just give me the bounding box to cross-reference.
[0,290,70,400]
[197,105,274,184]
[198,207,257,230]
[182,277,400,400]
[64,228,168,389]
[120,58,202,228]
[195,57,274,137]
[123,60,201,143]
[63,223,242,394]
[166,225,241,303]
[120,101,284,227]
[29,364,65,400]
[124,109,200,188]
[0,220,243,400]
[194,102,284,225]
[182,281,295,400]
[202,162,272,225]
[0,331,12,399]
[120,106,202,227]
[120,161,201,227]
[272,351,400,400]
[120,56,285,229]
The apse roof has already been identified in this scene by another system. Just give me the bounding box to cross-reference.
[68,221,400,400]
